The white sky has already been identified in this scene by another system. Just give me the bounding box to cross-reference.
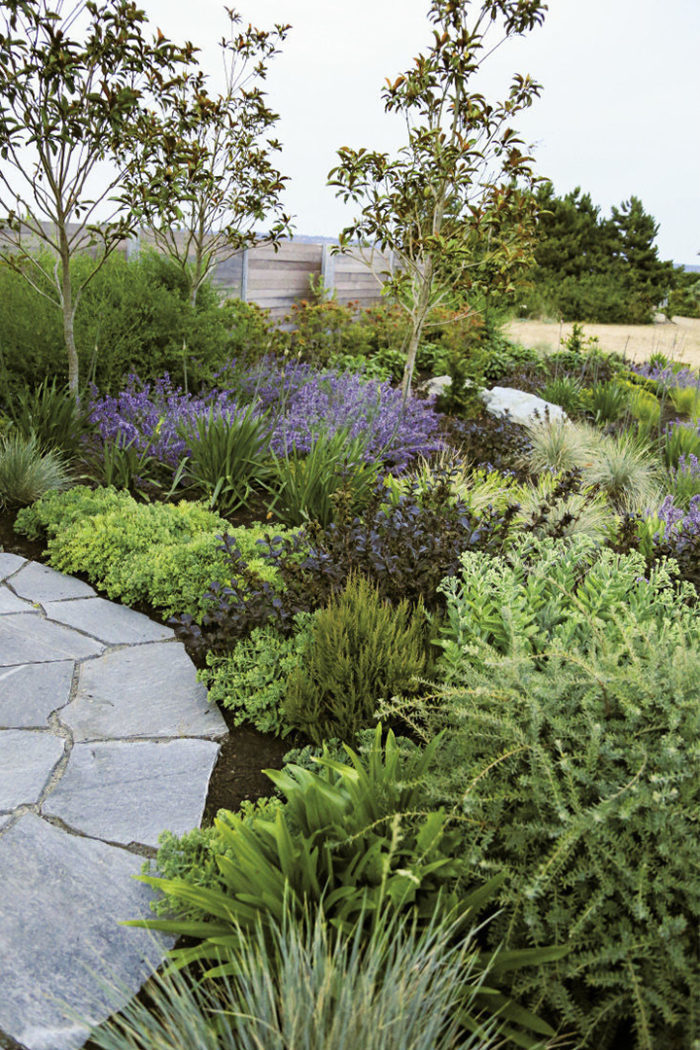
[141,0,700,265]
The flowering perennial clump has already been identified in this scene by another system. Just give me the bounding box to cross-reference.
[88,362,443,471]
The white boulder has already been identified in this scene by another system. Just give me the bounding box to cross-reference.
[480,386,568,426]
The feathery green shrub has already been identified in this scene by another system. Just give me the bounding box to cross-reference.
[386,540,700,1050]
[283,574,430,743]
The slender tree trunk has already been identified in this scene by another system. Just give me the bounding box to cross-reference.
[58,234,79,396]
[400,260,433,405]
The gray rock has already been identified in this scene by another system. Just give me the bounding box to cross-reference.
[65,643,226,742]
[0,552,26,581]
[43,597,174,645]
[0,613,104,666]
[45,738,221,847]
[0,661,74,728]
[480,386,568,426]
[424,374,453,397]
[0,813,171,1050]
[10,562,96,603]
[0,730,65,810]
[0,584,35,614]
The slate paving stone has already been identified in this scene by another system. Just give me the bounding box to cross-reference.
[45,738,221,847]
[0,813,172,1050]
[65,642,227,741]
[0,552,26,581]
[10,561,96,603]
[0,561,226,1050]
[43,596,174,645]
[0,585,34,614]
[0,662,74,728]
[0,614,104,666]
[0,730,65,810]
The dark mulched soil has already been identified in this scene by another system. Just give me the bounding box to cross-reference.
[0,508,290,821]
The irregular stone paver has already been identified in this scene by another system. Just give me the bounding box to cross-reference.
[0,814,173,1050]
[0,613,105,666]
[0,559,227,1050]
[0,551,26,580]
[0,584,34,614]
[0,662,74,728]
[45,739,221,847]
[65,642,226,741]
[0,730,65,810]
[10,561,96,603]
[44,596,174,645]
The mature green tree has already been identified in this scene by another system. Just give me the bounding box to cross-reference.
[136,9,293,308]
[528,185,675,323]
[610,196,676,317]
[531,182,617,279]
[329,0,547,401]
[0,0,198,393]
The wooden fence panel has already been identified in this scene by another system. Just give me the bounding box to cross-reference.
[0,223,392,316]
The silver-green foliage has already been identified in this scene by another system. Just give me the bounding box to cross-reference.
[388,539,700,1049]
[436,535,694,674]
[200,616,314,736]
[88,906,496,1050]
[0,432,70,507]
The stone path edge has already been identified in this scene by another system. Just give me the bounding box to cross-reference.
[0,556,228,1050]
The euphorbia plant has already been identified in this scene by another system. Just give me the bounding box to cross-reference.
[328,0,547,401]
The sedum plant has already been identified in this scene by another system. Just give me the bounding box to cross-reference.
[200,616,314,736]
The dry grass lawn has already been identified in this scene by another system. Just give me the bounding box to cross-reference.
[506,316,700,370]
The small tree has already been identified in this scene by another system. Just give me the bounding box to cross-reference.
[328,0,547,401]
[0,0,198,394]
[137,9,293,308]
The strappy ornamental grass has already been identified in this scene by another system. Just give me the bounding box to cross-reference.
[174,406,271,514]
[269,428,379,527]
[88,906,500,1050]
[0,433,71,507]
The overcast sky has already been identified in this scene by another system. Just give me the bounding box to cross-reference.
[141,0,699,266]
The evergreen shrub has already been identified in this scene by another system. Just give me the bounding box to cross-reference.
[282,574,430,743]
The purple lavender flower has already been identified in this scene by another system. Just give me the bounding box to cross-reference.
[89,363,443,472]
[88,375,240,466]
[650,494,700,552]
[632,362,700,391]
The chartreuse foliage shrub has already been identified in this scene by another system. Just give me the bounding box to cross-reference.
[134,727,563,1049]
[283,575,430,743]
[89,904,500,1050]
[384,538,700,1050]
[14,485,291,619]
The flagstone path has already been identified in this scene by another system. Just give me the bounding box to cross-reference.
[0,553,227,1050]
